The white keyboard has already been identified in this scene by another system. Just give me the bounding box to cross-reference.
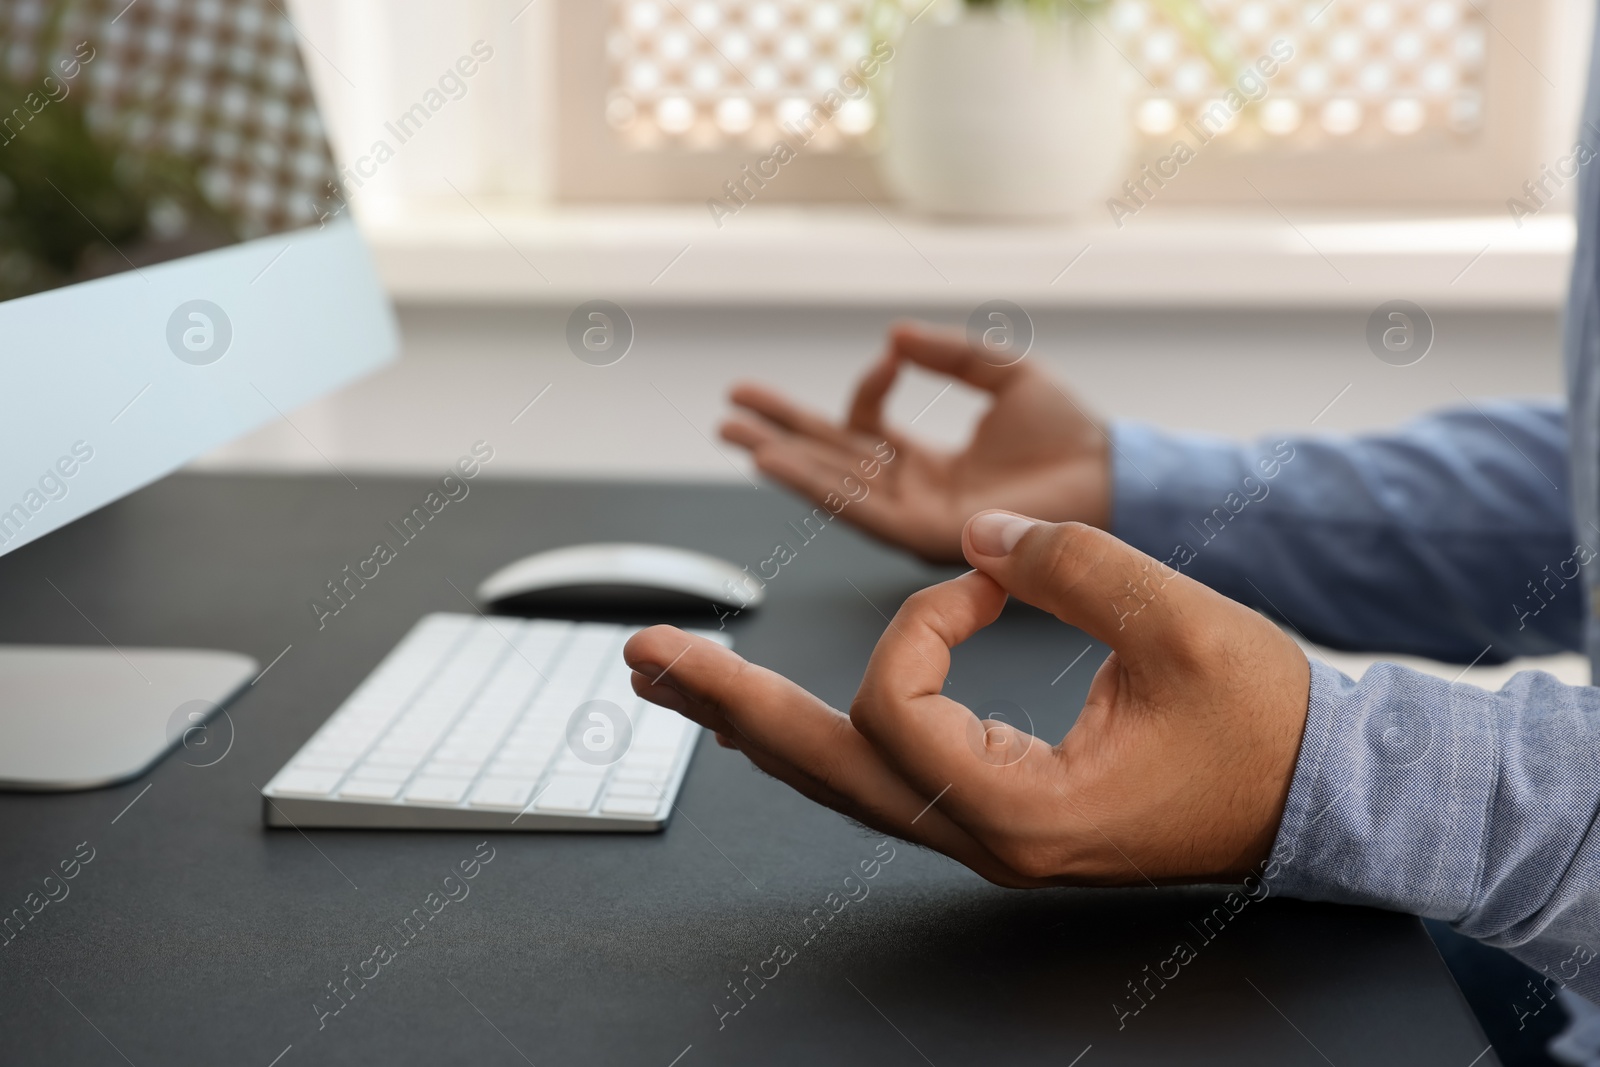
[261,613,722,831]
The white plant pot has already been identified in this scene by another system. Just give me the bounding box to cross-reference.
[878,11,1134,220]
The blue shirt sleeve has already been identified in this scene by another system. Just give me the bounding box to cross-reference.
[1269,660,1600,1005]
[1109,402,1580,663]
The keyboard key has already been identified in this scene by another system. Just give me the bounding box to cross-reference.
[270,770,342,797]
[405,778,471,805]
[635,719,688,751]
[469,779,537,810]
[351,764,412,782]
[436,740,497,762]
[600,796,661,816]
[612,766,672,786]
[548,754,610,778]
[604,780,663,799]
[364,749,423,768]
[339,779,403,801]
[453,716,514,737]
[422,766,484,785]
[535,775,604,813]
[503,732,561,752]
[487,755,551,778]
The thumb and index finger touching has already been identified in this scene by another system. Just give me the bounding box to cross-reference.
[727,322,1026,445]
[845,323,1031,448]
[847,512,1221,831]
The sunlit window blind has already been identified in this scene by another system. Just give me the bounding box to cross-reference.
[606,0,876,150]
[1113,0,1489,147]
[604,0,1491,151]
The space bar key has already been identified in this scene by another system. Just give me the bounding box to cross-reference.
[535,776,603,813]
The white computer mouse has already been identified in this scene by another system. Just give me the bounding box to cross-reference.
[476,542,764,614]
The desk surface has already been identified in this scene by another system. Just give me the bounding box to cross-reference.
[0,472,1493,1066]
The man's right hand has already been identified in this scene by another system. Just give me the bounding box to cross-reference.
[720,324,1112,564]
[625,513,1312,889]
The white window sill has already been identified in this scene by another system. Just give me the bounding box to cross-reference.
[362,205,1574,309]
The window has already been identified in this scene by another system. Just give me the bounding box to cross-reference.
[295,0,1577,211]
[603,0,1495,151]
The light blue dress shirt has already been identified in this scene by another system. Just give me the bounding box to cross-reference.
[1111,410,1600,1006]
[1107,8,1600,1005]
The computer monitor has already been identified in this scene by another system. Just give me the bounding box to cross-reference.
[0,0,397,789]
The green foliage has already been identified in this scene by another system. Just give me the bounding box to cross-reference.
[0,79,146,292]
[870,0,1236,84]
[0,0,238,300]
[1144,0,1236,82]
[962,0,1116,18]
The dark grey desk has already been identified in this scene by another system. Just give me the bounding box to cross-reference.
[0,473,1494,1065]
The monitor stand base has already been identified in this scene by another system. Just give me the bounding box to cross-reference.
[0,645,258,791]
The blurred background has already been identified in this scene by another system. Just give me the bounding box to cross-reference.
[150,0,1583,486]
[3,0,1580,475]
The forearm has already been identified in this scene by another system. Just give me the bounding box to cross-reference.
[1270,661,1600,1000]
[1109,402,1580,662]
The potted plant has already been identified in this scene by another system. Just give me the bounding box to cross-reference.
[873,0,1224,220]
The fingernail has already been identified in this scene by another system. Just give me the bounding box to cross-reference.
[969,512,1035,556]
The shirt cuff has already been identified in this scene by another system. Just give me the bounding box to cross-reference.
[1267,659,1497,920]
[1107,420,1254,558]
